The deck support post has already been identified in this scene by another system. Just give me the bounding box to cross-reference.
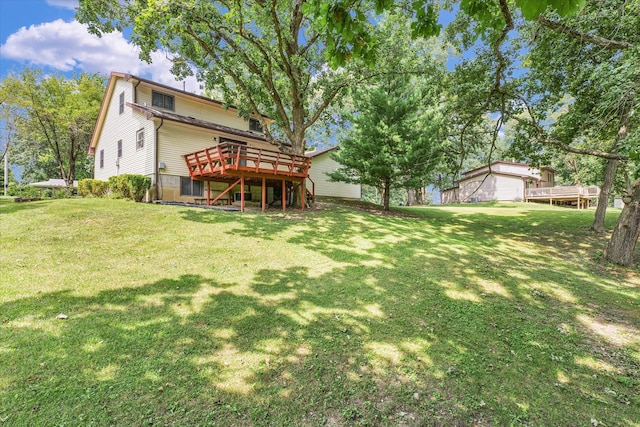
[261,177,266,212]
[240,174,245,212]
[282,179,286,212]
[301,178,305,212]
[206,181,211,206]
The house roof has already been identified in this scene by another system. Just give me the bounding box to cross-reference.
[128,103,272,144]
[305,146,339,158]
[89,71,272,154]
[461,169,543,182]
[461,161,555,177]
[29,179,78,188]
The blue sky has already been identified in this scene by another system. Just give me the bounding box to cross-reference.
[0,0,200,91]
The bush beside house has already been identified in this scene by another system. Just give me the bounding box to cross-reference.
[80,174,150,202]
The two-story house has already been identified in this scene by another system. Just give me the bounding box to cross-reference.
[442,161,600,208]
[441,161,555,203]
[90,72,312,211]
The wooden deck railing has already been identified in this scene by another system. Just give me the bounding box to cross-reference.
[526,185,600,199]
[184,142,310,179]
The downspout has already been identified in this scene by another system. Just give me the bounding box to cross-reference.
[132,79,141,104]
[155,119,164,201]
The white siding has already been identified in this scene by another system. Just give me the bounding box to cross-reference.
[307,152,361,199]
[493,175,525,201]
[457,174,524,202]
[94,79,154,180]
[441,188,459,204]
[158,121,279,177]
[493,163,536,177]
[137,85,252,131]
[462,163,540,180]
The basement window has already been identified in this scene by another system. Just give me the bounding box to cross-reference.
[180,176,203,197]
[152,91,175,111]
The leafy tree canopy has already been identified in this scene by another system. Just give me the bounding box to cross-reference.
[303,0,586,67]
[330,14,446,210]
[0,69,105,185]
[77,0,375,156]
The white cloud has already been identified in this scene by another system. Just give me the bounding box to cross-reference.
[45,0,78,10]
[0,19,201,93]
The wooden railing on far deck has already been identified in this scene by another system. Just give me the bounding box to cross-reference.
[526,185,600,199]
[184,142,310,179]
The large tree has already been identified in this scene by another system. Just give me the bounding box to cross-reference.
[77,0,374,158]
[331,75,445,210]
[504,1,639,264]
[330,15,446,210]
[0,69,105,186]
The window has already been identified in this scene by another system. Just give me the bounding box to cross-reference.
[249,118,263,133]
[119,91,125,114]
[136,129,144,150]
[117,139,122,158]
[180,176,203,197]
[152,91,174,111]
[99,149,104,169]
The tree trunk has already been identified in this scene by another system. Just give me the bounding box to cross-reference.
[406,189,415,206]
[289,132,305,208]
[603,179,640,266]
[383,180,391,211]
[591,158,618,232]
[415,187,424,205]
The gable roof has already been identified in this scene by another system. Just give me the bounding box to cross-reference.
[461,161,556,177]
[89,71,272,153]
[461,169,541,181]
[305,146,339,158]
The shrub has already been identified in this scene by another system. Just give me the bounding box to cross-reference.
[78,179,92,197]
[52,187,73,199]
[108,175,130,199]
[91,180,109,197]
[79,179,109,197]
[125,174,151,202]
[108,174,151,202]
[12,184,41,198]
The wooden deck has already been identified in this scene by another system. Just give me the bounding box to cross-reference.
[183,142,311,212]
[184,142,310,180]
[526,185,600,209]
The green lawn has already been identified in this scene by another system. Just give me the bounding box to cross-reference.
[0,197,638,426]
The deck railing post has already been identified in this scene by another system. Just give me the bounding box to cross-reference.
[235,144,241,170]
[262,177,266,212]
[217,145,226,173]
[240,174,245,212]
[282,179,286,212]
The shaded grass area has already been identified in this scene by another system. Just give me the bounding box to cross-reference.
[0,198,638,426]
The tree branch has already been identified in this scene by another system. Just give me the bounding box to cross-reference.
[184,26,294,143]
[511,96,628,161]
[537,15,634,50]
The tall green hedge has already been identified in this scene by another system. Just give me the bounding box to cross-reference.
[79,179,109,197]
[108,174,151,202]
